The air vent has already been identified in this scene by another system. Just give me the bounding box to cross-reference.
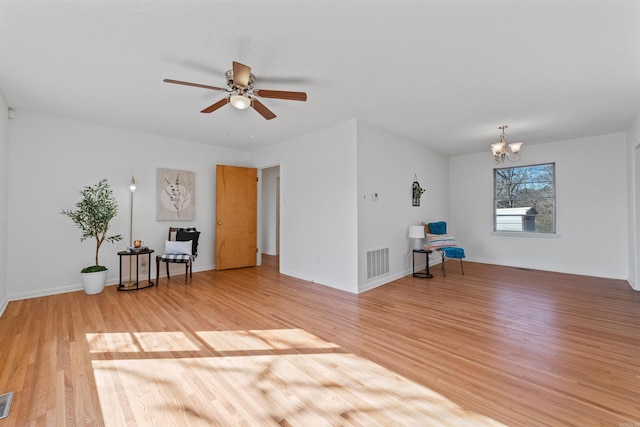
[0,391,14,419]
[367,248,389,280]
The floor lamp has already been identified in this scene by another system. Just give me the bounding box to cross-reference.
[128,176,136,285]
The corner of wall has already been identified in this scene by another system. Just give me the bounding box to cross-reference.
[0,93,9,315]
[0,295,8,317]
[626,111,640,291]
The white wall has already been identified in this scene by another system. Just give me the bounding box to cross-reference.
[261,166,279,256]
[356,121,448,292]
[7,110,250,300]
[626,110,640,290]
[0,92,9,315]
[3,112,452,300]
[253,120,450,294]
[449,133,628,280]
[3,109,635,304]
[253,120,359,293]
[634,145,640,290]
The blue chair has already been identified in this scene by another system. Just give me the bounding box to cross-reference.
[424,221,465,277]
[439,246,465,276]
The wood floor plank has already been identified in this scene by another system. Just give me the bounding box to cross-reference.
[0,257,638,426]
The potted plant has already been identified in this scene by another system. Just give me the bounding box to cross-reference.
[61,179,123,294]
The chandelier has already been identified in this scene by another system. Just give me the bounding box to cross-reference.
[490,125,523,164]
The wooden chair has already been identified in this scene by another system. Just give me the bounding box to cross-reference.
[155,227,200,284]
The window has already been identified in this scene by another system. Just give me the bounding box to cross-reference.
[494,163,555,233]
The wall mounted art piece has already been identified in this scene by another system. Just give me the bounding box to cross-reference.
[412,174,425,207]
[156,168,195,221]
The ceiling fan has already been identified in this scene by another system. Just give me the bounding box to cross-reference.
[164,61,307,120]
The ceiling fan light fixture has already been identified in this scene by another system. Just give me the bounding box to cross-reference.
[164,60,307,119]
[230,94,251,110]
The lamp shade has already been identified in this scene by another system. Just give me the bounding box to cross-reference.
[490,142,505,156]
[230,94,251,109]
[509,142,523,154]
[408,225,425,239]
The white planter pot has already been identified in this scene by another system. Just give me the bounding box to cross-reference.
[81,270,108,295]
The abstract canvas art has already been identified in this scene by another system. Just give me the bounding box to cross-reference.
[156,168,195,221]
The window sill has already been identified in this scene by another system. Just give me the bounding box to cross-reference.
[491,231,560,239]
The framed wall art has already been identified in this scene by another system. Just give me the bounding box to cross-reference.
[156,168,195,221]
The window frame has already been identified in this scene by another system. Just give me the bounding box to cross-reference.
[493,162,556,235]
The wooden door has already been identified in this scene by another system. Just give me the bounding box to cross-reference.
[215,165,257,270]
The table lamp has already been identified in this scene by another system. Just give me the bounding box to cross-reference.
[408,225,425,250]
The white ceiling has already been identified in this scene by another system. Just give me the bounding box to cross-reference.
[1,0,639,155]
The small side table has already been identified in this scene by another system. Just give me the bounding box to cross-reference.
[117,249,155,291]
[412,249,433,278]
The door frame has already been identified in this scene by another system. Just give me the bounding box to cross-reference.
[257,163,282,268]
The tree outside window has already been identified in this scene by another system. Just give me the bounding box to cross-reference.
[494,163,555,233]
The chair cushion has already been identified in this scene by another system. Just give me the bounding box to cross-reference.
[441,247,465,259]
[427,221,447,234]
[159,254,194,263]
[165,240,192,255]
[176,228,200,257]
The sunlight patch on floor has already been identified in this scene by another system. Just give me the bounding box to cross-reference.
[196,328,340,352]
[87,331,201,353]
[89,329,505,426]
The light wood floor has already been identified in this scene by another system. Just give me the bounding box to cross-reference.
[0,256,638,426]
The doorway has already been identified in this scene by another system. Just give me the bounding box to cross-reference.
[261,166,280,259]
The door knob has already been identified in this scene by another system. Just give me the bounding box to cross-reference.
[218,222,222,225]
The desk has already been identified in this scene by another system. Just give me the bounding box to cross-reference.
[117,249,155,291]
[412,249,433,278]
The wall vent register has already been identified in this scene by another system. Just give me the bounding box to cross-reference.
[366,248,389,280]
[0,391,14,419]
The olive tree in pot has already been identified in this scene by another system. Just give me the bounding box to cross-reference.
[61,179,123,294]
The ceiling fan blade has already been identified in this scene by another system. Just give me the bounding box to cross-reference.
[232,61,251,88]
[251,99,276,120]
[163,79,225,91]
[254,89,307,102]
[201,97,230,113]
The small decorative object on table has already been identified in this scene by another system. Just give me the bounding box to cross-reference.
[127,241,149,253]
